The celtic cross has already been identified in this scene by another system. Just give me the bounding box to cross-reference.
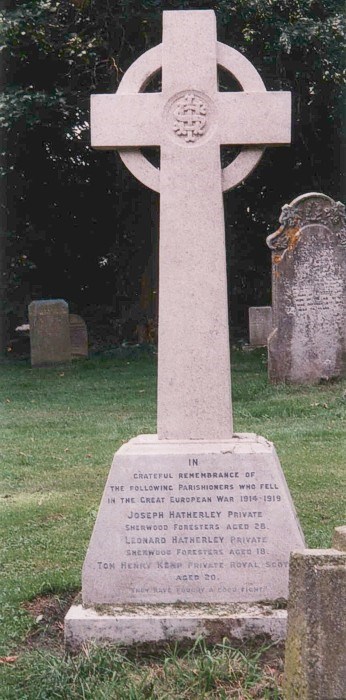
[91,10,291,441]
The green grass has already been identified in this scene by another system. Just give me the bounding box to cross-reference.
[0,348,345,697]
[1,637,283,700]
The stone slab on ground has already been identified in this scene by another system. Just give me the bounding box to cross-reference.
[81,434,305,606]
[248,307,272,347]
[65,602,287,649]
[284,546,346,700]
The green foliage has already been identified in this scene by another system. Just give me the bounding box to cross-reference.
[0,87,67,130]
[0,0,345,342]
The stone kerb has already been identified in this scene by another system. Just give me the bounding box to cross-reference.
[283,527,346,700]
[333,525,346,551]
[28,299,71,367]
[267,193,346,384]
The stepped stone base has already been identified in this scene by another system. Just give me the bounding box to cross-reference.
[65,433,304,647]
[65,602,287,649]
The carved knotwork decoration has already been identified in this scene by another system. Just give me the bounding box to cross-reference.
[267,196,346,251]
[173,92,207,143]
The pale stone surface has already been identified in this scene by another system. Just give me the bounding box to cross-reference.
[69,314,88,358]
[333,525,346,551]
[267,193,346,383]
[82,434,305,605]
[248,307,272,347]
[90,9,291,440]
[28,299,71,367]
[284,547,346,699]
[65,10,300,647]
[65,602,287,649]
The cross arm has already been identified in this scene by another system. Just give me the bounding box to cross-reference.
[90,93,164,149]
[217,92,291,145]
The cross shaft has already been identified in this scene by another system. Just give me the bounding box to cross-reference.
[90,10,291,440]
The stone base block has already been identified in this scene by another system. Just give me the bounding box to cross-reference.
[81,434,305,606]
[65,602,287,649]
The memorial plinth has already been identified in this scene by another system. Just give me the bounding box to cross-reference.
[82,434,304,606]
[65,9,304,648]
[66,433,304,645]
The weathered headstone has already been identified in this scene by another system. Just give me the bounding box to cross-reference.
[69,314,88,358]
[267,193,346,383]
[284,528,346,699]
[29,299,71,367]
[248,306,272,347]
[65,10,304,647]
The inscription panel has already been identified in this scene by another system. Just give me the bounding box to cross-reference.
[83,441,305,604]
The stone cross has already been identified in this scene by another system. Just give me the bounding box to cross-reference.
[91,10,291,440]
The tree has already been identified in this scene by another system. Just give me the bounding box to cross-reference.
[0,0,345,352]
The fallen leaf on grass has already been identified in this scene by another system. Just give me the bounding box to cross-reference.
[0,656,18,664]
[264,665,278,676]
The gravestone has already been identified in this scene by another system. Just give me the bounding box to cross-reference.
[69,314,88,358]
[29,299,71,367]
[248,306,272,347]
[284,528,346,699]
[267,193,346,383]
[65,9,304,647]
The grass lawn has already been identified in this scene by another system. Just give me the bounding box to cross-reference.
[0,348,345,698]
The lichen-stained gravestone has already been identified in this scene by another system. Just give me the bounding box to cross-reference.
[284,528,346,700]
[267,193,346,384]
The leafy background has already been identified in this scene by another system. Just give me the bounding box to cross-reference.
[0,0,345,351]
